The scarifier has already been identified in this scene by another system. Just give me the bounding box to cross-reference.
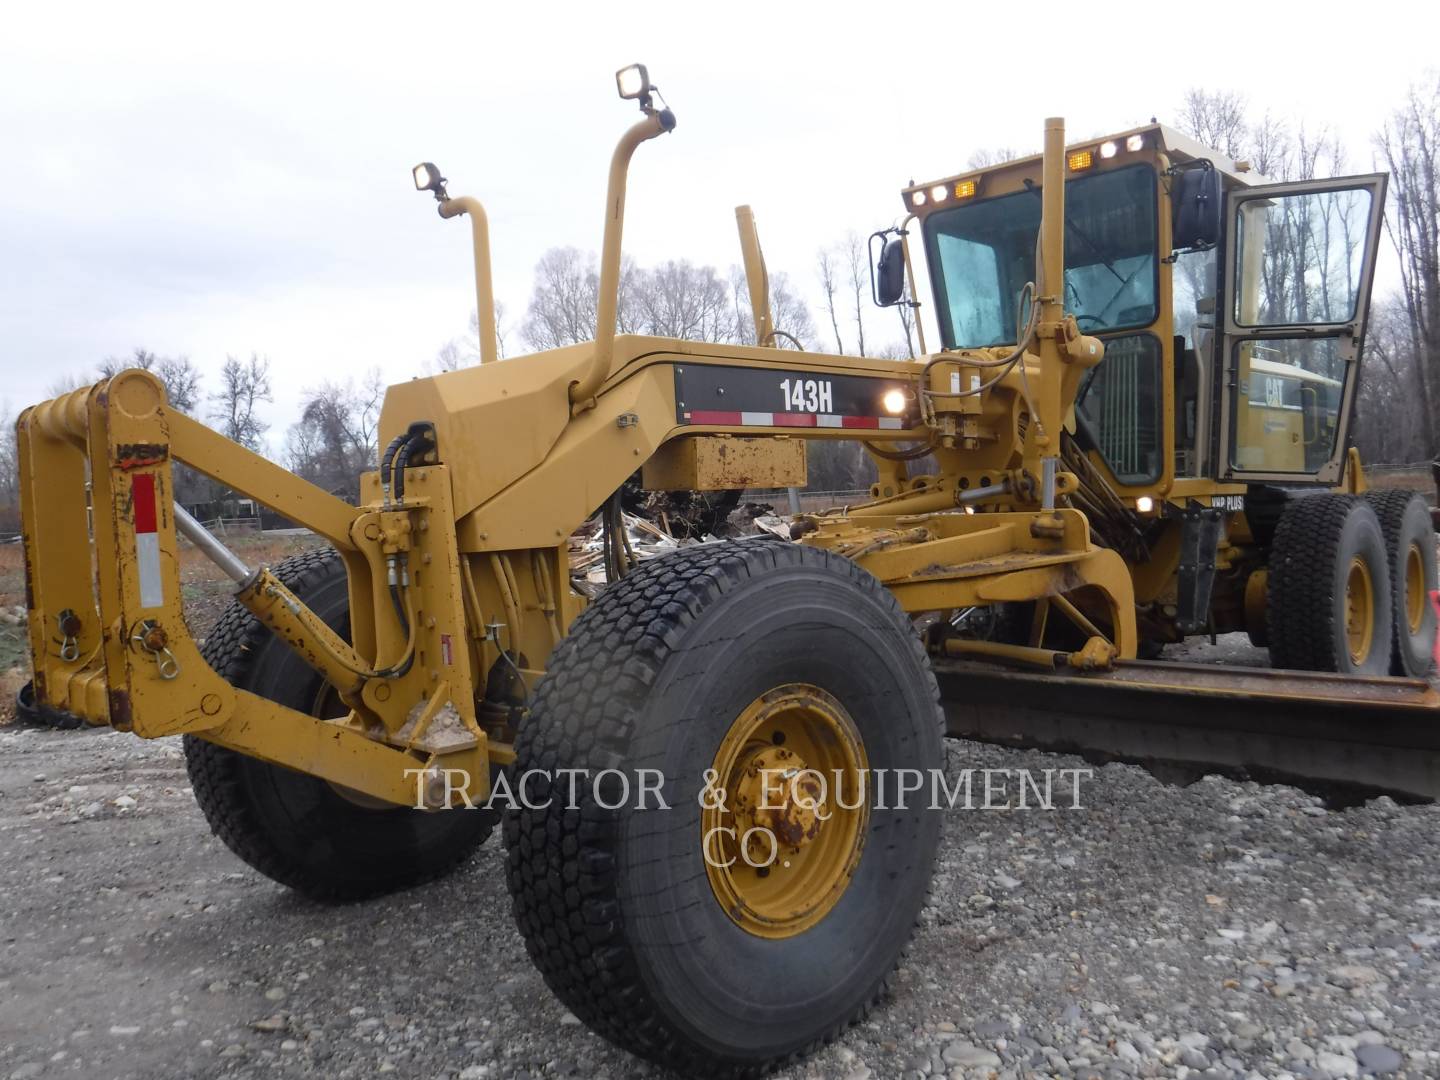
[15,63,1438,1076]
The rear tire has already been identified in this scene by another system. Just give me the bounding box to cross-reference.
[183,548,494,902]
[1364,489,1437,676]
[503,539,943,1077]
[1267,495,1392,675]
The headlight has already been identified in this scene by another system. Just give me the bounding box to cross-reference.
[882,389,907,415]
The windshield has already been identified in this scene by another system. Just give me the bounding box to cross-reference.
[923,164,1159,349]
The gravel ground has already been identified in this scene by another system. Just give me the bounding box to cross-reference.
[2,720,1438,1080]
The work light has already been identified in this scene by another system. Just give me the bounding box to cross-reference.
[413,162,446,194]
[616,64,650,100]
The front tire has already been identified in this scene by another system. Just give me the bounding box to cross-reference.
[183,548,495,902]
[503,539,943,1077]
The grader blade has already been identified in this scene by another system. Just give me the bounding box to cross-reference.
[937,658,1440,801]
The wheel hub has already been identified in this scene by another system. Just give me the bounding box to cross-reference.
[732,745,823,853]
[702,684,868,939]
[1406,543,1426,635]
[1345,555,1375,665]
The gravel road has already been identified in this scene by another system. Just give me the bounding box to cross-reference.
[2,719,1438,1080]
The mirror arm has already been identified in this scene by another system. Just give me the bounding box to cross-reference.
[899,213,927,356]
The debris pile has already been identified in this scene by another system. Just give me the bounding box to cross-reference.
[567,501,796,596]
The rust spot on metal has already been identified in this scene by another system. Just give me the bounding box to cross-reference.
[108,688,133,731]
[138,622,168,652]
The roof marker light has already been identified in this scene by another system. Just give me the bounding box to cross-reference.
[929,184,948,203]
[1099,140,1118,159]
[954,179,977,199]
[911,190,926,207]
[1067,150,1094,171]
[1126,133,1146,152]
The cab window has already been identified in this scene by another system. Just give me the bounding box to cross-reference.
[925,164,1160,349]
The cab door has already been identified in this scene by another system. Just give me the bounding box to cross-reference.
[1215,173,1387,483]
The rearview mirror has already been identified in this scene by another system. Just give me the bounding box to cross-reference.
[872,235,906,307]
[1172,163,1221,253]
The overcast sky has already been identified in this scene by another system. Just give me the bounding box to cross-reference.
[1,1,1432,443]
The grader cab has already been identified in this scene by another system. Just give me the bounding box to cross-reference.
[14,64,1438,1077]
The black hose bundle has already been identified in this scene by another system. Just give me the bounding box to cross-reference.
[601,492,634,584]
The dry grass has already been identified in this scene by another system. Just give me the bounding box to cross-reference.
[1365,467,1435,494]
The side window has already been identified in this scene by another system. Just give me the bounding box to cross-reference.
[1173,246,1217,355]
[1172,247,1217,477]
[934,233,1005,347]
[1233,187,1373,326]
[1075,334,1164,485]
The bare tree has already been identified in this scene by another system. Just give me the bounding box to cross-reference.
[209,354,272,451]
[155,356,203,413]
[965,147,1022,170]
[97,348,202,412]
[0,402,18,532]
[1376,75,1440,457]
[816,249,846,353]
[99,347,156,379]
[521,249,640,350]
[521,247,599,350]
[285,369,385,500]
[46,372,89,396]
[727,267,815,348]
[843,232,868,358]
[636,260,733,342]
[430,338,469,373]
[1178,88,1249,159]
[894,282,917,359]
[769,271,816,349]
[1355,298,1425,463]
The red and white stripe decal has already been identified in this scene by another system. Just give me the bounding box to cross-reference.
[132,473,164,609]
[684,410,904,430]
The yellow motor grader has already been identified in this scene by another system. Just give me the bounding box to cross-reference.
[15,63,1438,1076]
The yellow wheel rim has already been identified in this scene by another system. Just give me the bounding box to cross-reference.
[1345,556,1376,665]
[1405,543,1426,635]
[702,684,868,939]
